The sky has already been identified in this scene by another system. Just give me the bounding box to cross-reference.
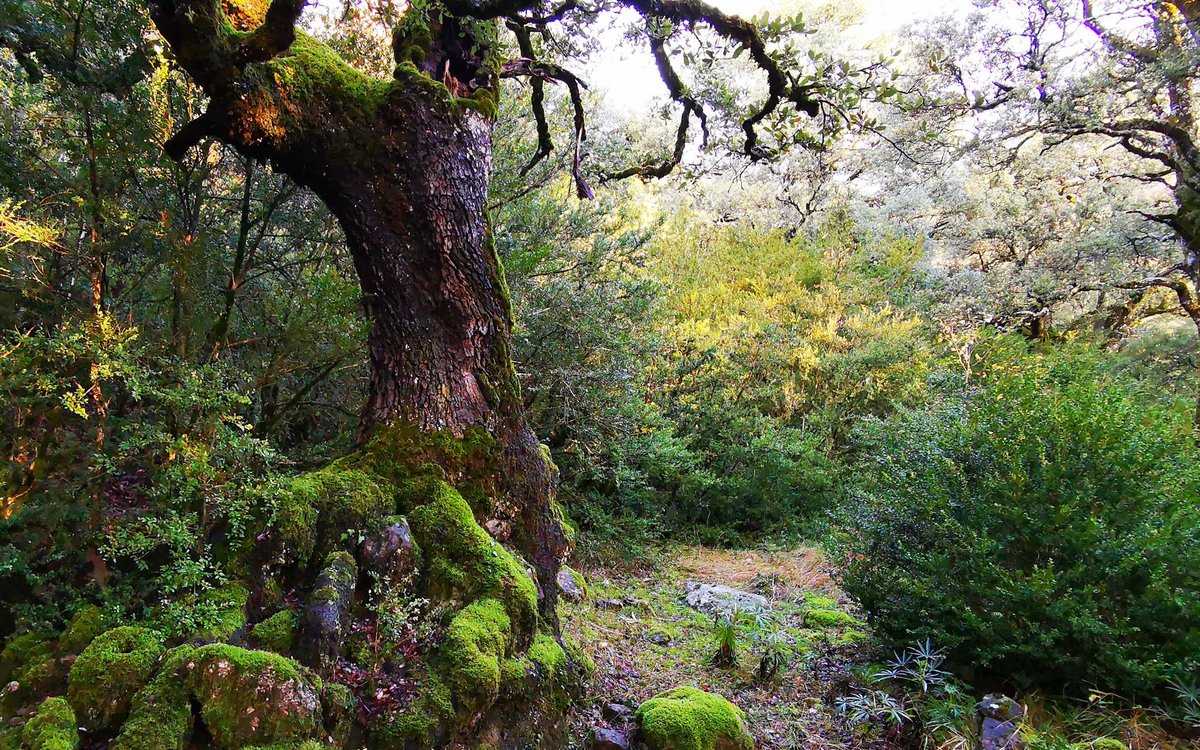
[589,0,970,112]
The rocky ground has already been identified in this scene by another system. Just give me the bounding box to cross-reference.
[560,547,887,750]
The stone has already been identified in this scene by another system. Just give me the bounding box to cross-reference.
[684,582,770,616]
[603,702,635,722]
[977,695,1024,750]
[646,631,672,646]
[594,727,631,750]
[597,598,624,610]
[558,566,588,602]
[359,516,417,589]
[977,694,1024,722]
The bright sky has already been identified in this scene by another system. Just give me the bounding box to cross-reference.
[589,0,969,112]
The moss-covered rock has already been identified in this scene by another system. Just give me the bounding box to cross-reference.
[21,697,78,750]
[196,583,251,641]
[58,606,105,654]
[188,644,323,749]
[404,478,538,641]
[0,631,57,717]
[440,599,511,713]
[111,645,195,750]
[249,610,298,654]
[803,609,857,629]
[67,626,165,731]
[636,687,754,750]
[273,465,392,568]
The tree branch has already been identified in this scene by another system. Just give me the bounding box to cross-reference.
[618,0,821,158]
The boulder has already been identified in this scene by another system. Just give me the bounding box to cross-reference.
[635,686,754,750]
[360,516,418,590]
[684,582,769,616]
[557,566,588,602]
[594,726,631,750]
[977,694,1024,750]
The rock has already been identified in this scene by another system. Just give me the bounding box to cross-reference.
[603,702,636,722]
[597,598,624,610]
[558,566,588,602]
[297,551,357,675]
[977,694,1024,722]
[359,516,417,590]
[977,695,1024,750]
[646,631,672,646]
[684,582,769,616]
[636,687,754,750]
[67,625,166,731]
[594,727,631,750]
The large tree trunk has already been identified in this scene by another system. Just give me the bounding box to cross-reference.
[148,1,567,614]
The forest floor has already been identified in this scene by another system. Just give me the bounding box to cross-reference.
[561,546,883,750]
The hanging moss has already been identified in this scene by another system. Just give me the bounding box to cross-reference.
[21,697,78,750]
[248,610,298,654]
[636,687,754,750]
[67,626,165,731]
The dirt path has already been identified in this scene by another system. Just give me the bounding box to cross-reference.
[562,546,876,750]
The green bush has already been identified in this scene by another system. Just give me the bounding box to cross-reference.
[830,338,1200,695]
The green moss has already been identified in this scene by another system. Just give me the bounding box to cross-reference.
[565,639,596,679]
[527,634,567,677]
[0,631,53,684]
[404,478,537,640]
[187,644,323,748]
[21,697,77,750]
[553,502,577,549]
[249,610,298,654]
[58,606,105,654]
[321,683,355,747]
[836,629,869,646]
[273,465,391,568]
[636,687,754,750]
[370,671,454,749]
[1090,740,1128,750]
[439,599,511,712]
[803,609,857,629]
[67,626,165,731]
[196,582,250,641]
[111,646,195,750]
[802,593,838,610]
[391,1,433,66]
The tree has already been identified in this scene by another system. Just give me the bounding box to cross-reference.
[912,0,1200,418]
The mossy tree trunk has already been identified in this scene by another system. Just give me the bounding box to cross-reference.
[149,0,566,613]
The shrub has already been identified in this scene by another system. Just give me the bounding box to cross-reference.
[830,339,1200,695]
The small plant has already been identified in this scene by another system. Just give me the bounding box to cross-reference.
[878,639,951,695]
[751,611,791,682]
[837,689,912,726]
[1167,674,1200,728]
[711,608,745,668]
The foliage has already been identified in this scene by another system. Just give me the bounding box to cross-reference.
[831,337,1200,695]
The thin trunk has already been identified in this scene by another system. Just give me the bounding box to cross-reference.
[83,104,107,532]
